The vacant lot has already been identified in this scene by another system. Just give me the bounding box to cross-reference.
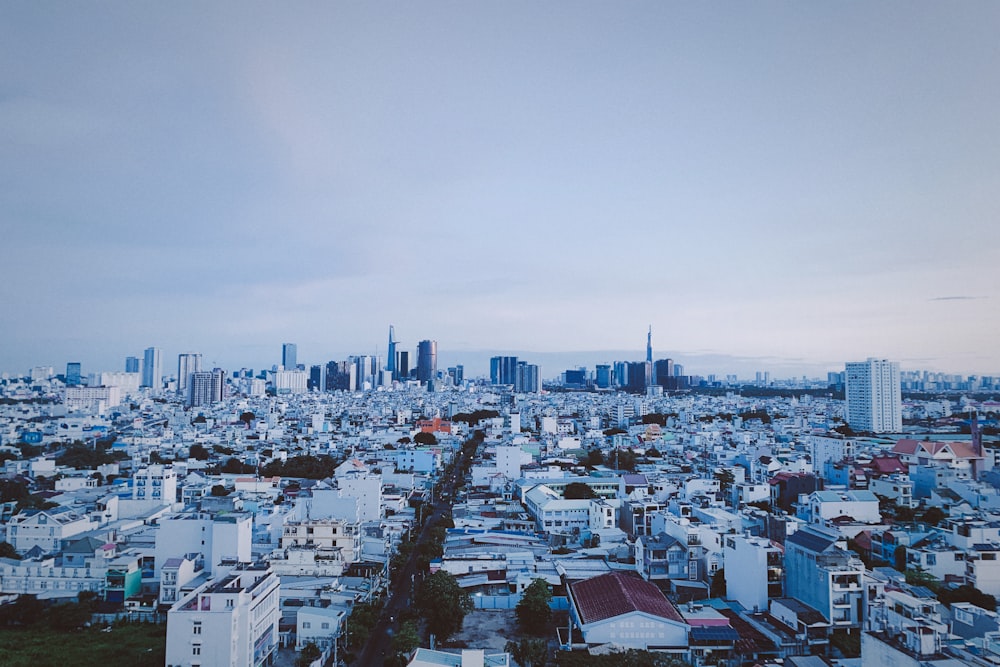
[0,623,166,667]
[448,608,520,652]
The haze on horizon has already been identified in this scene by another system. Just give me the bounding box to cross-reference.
[2,3,999,379]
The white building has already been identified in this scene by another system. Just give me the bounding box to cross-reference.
[845,358,902,433]
[165,562,280,667]
[154,511,252,577]
[296,605,345,651]
[5,507,95,554]
[723,534,783,612]
[64,385,123,412]
[132,463,177,506]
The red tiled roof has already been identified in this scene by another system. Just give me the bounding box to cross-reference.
[570,571,685,625]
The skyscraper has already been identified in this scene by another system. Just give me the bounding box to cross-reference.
[125,356,140,373]
[282,343,297,370]
[416,340,437,383]
[188,368,225,407]
[646,326,653,364]
[845,358,902,433]
[142,347,161,390]
[490,356,519,385]
[515,362,540,393]
[66,362,82,386]
[396,350,410,380]
[177,353,203,397]
[387,326,397,379]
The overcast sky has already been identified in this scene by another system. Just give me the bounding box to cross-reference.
[2,2,999,379]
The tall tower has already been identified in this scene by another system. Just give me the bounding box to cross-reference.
[65,362,82,386]
[125,356,140,373]
[142,347,162,391]
[845,358,902,433]
[646,326,653,364]
[416,340,437,383]
[387,326,397,379]
[178,353,203,397]
[282,343,297,370]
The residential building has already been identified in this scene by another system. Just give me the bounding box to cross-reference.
[723,534,783,612]
[165,562,280,667]
[566,570,690,651]
[142,346,162,390]
[845,358,902,433]
[784,526,866,630]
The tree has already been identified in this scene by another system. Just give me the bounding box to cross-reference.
[578,449,604,468]
[415,570,472,642]
[563,482,597,500]
[516,579,552,634]
[296,642,321,667]
[414,431,438,445]
[713,468,735,495]
[710,569,726,598]
[239,411,255,426]
[505,637,548,667]
[210,484,230,497]
[222,457,253,474]
[938,584,997,611]
[188,443,210,461]
[0,541,20,560]
[921,506,946,526]
[392,620,421,656]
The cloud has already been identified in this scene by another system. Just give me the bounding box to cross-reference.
[929,296,987,301]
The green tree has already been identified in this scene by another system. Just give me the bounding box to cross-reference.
[921,506,946,526]
[239,411,255,425]
[296,641,321,667]
[579,449,604,468]
[415,570,472,642]
[188,443,210,460]
[210,484,230,497]
[222,457,253,474]
[710,569,726,598]
[505,637,548,667]
[392,620,421,656]
[938,583,997,610]
[414,431,438,445]
[0,541,21,560]
[713,469,735,495]
[563,482,597,500]
[516,579,552,634]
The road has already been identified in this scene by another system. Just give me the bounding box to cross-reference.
[351,473,457,666]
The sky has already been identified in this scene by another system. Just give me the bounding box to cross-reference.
[2,2,999,380]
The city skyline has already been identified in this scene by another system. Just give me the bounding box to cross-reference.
[2,4,999,377]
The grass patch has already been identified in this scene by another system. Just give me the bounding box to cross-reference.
[0,622,166,667]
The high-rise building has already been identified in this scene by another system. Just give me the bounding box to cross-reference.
[490,356,519,385]
[595,364,613,389]
[515,362,540,393]
[142,347,162,390]
[395,350,410,379]
[309,364,324,391]
[177,353,203,397]
[654,358,675,390]
[65,362,82,386]
[387,326,397,379]
[447,365,464,385]
[416,340,437,383]
[125,356,140,373]
[188,368,225,407]
[626,361,649,393]
[282,343,297,370]
[845,358,902,433]
[646,326,653,364]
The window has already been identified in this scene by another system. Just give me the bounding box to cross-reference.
[302,622,311,629]
[321,623,329,629]
[193,622,201,635]
[192,645,201,656]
